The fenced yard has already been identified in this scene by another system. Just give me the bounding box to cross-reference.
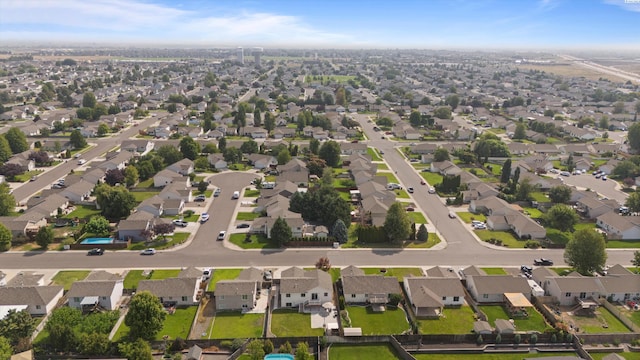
[206,311,264,339]
[479,305,551,332]
[345,306,410,335]
[418,305,476,334]
[270,309,324,337]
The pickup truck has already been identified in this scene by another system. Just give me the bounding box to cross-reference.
[533,258,553,266]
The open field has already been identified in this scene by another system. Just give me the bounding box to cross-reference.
[516,64,630,83]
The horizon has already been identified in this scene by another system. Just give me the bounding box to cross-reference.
[1,0,639,51]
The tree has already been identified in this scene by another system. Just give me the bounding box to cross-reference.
[0,163,25,181]
[566,153,575,172]
[0,337,11,360]
[253,109,262,127]
[118,338,153,360]
[331,219,348,244]
[94,184,137,220]
[85,215,110,235]
[264,112,275,133]
[319,140,341,167]
[417,224,429,242]
[445,94,459,110]
[277,148,291,165]
[69,129,87,149]
[218,136,227,152]
[35,226,54,249]
[279,341,293,354]
[564,229,607,275]
[433,148,450,162]
[271,217,292,247]
[29,150,52,166]
[307,157,327,177]
[198,180,208,193]
[240,140,259,154]
[0,222,10,252]
[233,107,247,131]
[97,123,110,136]
[613,101,625,114]
[124,165,139,187]
[383,202,412,243]
[625,192,640,213]
[628,123,640,152]
[500,159,512,183]
[0,136,12,162]
[82,92,97,108]
[632,250,640,271]
[546,204,579,232]
[295,342,312,360]
[263,339,274,354]
[125,291,166,341]
[179,136,200,160]
[549,185,572,204]
[105,168,125,186]
[76,107,93,120]
[315,257,331,271]
[515,178,537,201]
[45,307,82,352]
[78,332,110,356]
[0,310,35,349]
[409,110,422,127]
[433,106,452,119]
[247,339,265,360]
[153,222,176,241]
[599,116,609,130]
[309,138,320,155]
[513,123,526,140]
[4,127,29,154]
[156,145,183,165]
[0,184,15,216]
[223,147,242,164]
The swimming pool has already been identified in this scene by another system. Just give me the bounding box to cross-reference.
[80,237,114,245]
[264,355,294,360]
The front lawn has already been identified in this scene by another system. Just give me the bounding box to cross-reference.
[418,305,476,334]
[606,240,640,248]
[271,309,324,337]
[394,189,410,199]
[404,233,441,248]
[571,307,632,333]
[52,270,90,290]
[362,267,422,281]
[420,172,443,186]
[329,343,400,360]
[346,306,409,335]
[123,270,150,289]
[481,268,507,275]
[131,191,161,202]
[409,212,427,224]
[207,269,243,291]
[415,353,583,360]
[479,305,551,332]
[475,230,525,248]
[63,205,102,220]
[367,147,382,161]
[128,232,189,250]
[523,207,544,218]
[229,233,275,249]
[376,163,389,170]
[13,170,44,182]
[530,192,551,202]
[244,189,260,197]
[380,172,400,184]
[136,178,154,188]
[156,306,198,340]
[206,311,264,339]
[457,212,487,223]
[150,269,181,279]
[236,212,259,221]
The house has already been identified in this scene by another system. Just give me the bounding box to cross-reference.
[596,211,640,240]
[430,161,461,176]
[117,219,153,242]
[167,159,194,176]
[137,268,202,306]
[340,142,367,155]
[67,278,124,311]
[121,140,154,155]
[403,277,465,318]
[340,266,401,305]
[576,197,617,219]
[543,276,603,306]
[0,286,64,316]
[465,275,531,303]
[60,180,95,203]
[6,271,46,287]
[247,154,278,169]
[279,267,333,308]
[215,267,263,311]
[598,270,640,302]
[153,169,184,188]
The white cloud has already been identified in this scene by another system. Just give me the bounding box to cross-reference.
[603,0,640,12]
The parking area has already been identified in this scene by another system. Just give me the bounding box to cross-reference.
[552,171,628,204]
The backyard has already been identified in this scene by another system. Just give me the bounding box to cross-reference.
[418,305,476,334]
[206,311,264,339]
[345,306,410,335]
[114,306,197,341]
[270,309,324,337]
[567,307,632,334]
[63,204,102,220]
[479,305,551,332]
[414,353,583,360]
[329,343,400,360]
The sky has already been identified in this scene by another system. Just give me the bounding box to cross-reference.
[0,0,638,50]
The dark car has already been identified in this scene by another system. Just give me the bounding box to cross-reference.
[534,258,553,266]
[88,248,104,256]
[521,265,533,273]
[236,223,250,229]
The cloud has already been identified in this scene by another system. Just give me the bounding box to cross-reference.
[537,0,561,11]
[603,0,640,12]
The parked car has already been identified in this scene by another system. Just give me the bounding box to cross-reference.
[194,195,206,202]
[200,213,210,223]
[232,191,240,199]
[263,270,273,281]
[236,223,250,229]
[521,265,533,274]
[30,176,37,182]
[420,180,426,185]
[202,268,212,280]
[533,258,553,266]
[560,171,570,177]
[213,188,221,197]
[217,231,226,241]
[428,187,436,194]
[471,220,484,226]
[407,187,414,193]
[172,219,188,227]
[141,248,156,255]
[87,248,104,256]
[602,175,607,181]
[473,223,487,230]
[448,212,456,219]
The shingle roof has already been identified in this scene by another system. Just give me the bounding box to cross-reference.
[0,286,63,307]
[67,280,120,298]
[342,275,400,296]
[469,275,531,295]
[215,280,257,296]
[137,277,198,297]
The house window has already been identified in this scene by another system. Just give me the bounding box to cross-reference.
[324,292,328,297]
[74,297,81,302]
[301,293,306,297]
[442,296,446,301]
[219,296,224,300]
[242,295,248,300]
[285,294,290,298]
[286,302,292,307]
[579,292,586,299]
[351,294,356,298]
[242,304,248,308]
[36,305,41,310]
[483,294,488,299]
[453,296,460,302]
[102,296,107,300]
[312,293,318,300]
[565,292,571,297]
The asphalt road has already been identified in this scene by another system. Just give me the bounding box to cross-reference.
[554,173,628,204]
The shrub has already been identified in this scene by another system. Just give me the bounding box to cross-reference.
[514,333,521,345]
[530,333,538,345]
[231,338,245,351]
[525,240,541,249]
[476,335,483,345]
[184,209,194,217]
[496,334,502,344]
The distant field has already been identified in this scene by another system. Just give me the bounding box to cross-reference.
[516,64,629,83]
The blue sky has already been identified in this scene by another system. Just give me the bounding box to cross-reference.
[0,0,638,49]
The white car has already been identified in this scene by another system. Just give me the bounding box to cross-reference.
[140,248,156,255]
[428,187,436,194]
[471,220,484,226]
[473,223,487,230]
[200,213,210,223]
[172,219,188,227]
[217,231,226,241]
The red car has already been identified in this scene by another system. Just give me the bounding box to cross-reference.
[420,180,426,185]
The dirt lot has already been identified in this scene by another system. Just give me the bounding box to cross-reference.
[516,64,630,83]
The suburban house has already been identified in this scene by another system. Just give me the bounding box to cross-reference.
[247,154,278,170]
[215,267,263,311]
[279,267,333,308]
[0,285,64,316]
[543,276,604,306]
[207,153,228,170]
[340,266,401,305]
[465,275,532,303]
[117,218,153,242]
[121,139,155,155]
[576,197,618,219]
[60,180,95,204]
[67,276,124,311]
[470,196,546,239]
[167,159,194,176]
[137,268,202,306]
[596,212,640,240]
[403,277,466,318]
[340,142,367,155]
[153,169,185,188]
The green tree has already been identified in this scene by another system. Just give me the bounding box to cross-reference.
[279,341,293,354]
[309,138,320,155]
[417,224,429,242]
[277,148,291,165]
[97,123,110,136]
[628,123,640,153]
[179,136,200,160]
[45,307,82,352]
[546,204,579,232]
[564,229,607,275]
[124,291,166,341]
[247,339,265,360]
[4,127,29,154]
[263,339,274,354]
[515,178,537,201]
[69,129,87,149]
[0,336,11,360]
[223,147,242,164]
[331,219,348,244]
[76,107,93,120]
[94,184,137,220]
[295,342,312,360]
[0,310,35,350]
[319,140,341,167]
[233,107,247,131]
[445,94,459,110]
[124,165,139,187]
[548,185,572,204]
[118,338,153,360]
[78,332,110,356]
[253,109,262,127]
[613,160,639,179]
[409,110,422,127]
[433,148,450,162]
[513,123,526,140]
[156,145,183,165]
[0,183,16,216]
[271,217,292,247]
[218,137,227,152]
[0,222,10,252]
[82,92,97,108]
[35,226,54,249]
[383,202,412,243]
[632,250,640,270]
[240,140,259,154]
[500,159,512,183]
[85,215,110,235]
[433,106,452,119]
[626,192,640,213]
[0,136,11,162]
[613,101,625,114]
[198,180,208,193]
[599,116,609,130]
[566,153,575,172]
[264,112,275,133]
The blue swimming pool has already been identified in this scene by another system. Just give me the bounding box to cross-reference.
[80,237,114,245]
[264,355,294,360]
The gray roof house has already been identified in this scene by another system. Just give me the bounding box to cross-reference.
[403,277,465,318]
[67,278,124,311]
[340,266,401,305]
[279,267,333,308]
[465,275,532,303]
[215,267,263,311]
[0,286,64,316]
[137,270,202,306]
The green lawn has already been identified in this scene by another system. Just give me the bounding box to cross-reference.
[420,171,443,186]
[123,270,150,289]
[405,233,441,249]
[207,312,264,339]
[591,353,640,360]
[63,205,102,220]
[475,230,526,248]
[530,192,551,202]
[51,270,90,290]
[457,212,486,223]
[244,189,260,197]
[271,309,324,337]
[136,178,154,188]
[479,305,551,332]
[207,269,243,291]
[150,269,181,279]
[380,172,400,184]
[415,353,582,360]
[573,307,632,334]
[481,268,507,275]
[418,305,476,334]
[377,163,389,170]
[171,213,199,222]
[409,212,427,224]
[367,147,382,161]
[155,306,197,340]
[523,207,544,218]
[346,306,410,335]
[229,233,275,249]
[606,240,640,248]
[362,267,422,281]
[236,212,259,221]
[329,343,400,360]
[131,191,161,202]
[128,232,189,250]
[13,170,44,182]
[394,189,410,199]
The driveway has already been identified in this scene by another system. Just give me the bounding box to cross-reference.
[557,172,628,204]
